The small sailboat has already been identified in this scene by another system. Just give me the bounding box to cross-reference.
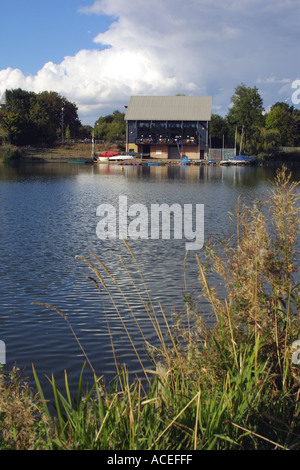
[95,151,120,162]
[228,154,256,165]
[108,154,135,161]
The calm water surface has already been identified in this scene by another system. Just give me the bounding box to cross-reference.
[0,161,299,395]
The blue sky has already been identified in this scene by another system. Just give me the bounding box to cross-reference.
[0,0,299,125]
[0,0,111,74]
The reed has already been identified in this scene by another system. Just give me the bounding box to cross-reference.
[0,166,299,450]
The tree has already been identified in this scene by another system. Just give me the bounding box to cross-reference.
[265,102,300,146]
[65,125,71,140]
[0,89,82,145]
[248,127,281,155]
[29,91,81,144]
[78,125,93,140]
[227,83,264,153]
[3,88,34,115]
[209,114,231,147]
[94,110,125,142]
[1,89,37,144]
[292,109,300,146]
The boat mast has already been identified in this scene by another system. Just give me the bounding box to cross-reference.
[91,130,95,159]
[234,126,237,156]
[240,126,244,155]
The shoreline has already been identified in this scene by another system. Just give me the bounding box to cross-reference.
[1,143,299,166]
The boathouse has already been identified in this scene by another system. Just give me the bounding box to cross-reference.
[124,96,212,160]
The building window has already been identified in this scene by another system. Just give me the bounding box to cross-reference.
[152,122,166,129]
[138,122,151,129]
[167,122,182,129]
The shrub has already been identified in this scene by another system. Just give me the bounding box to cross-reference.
[0,145,22,162]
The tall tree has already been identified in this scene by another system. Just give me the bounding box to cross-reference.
[226,83,264,153]
[3,88,34,115]
[30,91,81,143]
[1,89,36,144]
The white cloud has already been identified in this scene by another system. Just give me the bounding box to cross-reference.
[257,77,291,84]
[1,0,299,124]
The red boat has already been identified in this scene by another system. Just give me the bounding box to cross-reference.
[95,151,120,157]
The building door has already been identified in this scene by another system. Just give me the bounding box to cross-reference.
[168,146,181,159]
[143,144,150,157]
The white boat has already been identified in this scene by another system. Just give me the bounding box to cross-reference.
[94,151,120,162]
[108,154,135,161]
[228,155,256,165]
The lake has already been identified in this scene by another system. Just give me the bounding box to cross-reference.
[0,161,299,396]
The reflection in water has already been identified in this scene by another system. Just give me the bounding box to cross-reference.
[92,161,299,186]
[0,161,298,396]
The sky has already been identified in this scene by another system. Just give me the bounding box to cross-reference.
[0,0,299,125]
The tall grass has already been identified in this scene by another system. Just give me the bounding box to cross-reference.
[0,165,299,450]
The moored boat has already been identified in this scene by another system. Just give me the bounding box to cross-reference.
[228,154,256,165]
[94,151,120,162]
[108,154,135,161]
[179,155,191,165]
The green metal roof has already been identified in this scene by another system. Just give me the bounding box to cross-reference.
[125,96,212,121]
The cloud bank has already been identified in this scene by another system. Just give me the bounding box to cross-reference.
[0,0,299,124]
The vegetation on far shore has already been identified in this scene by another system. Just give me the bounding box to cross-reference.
[0,84,299,163]
[0,166,299,450]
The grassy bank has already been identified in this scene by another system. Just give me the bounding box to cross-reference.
[0,166,299,450]
[0,145,23,162]
[20,142,122,161]
[1,142,300,164]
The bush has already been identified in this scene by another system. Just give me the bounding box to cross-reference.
[0,145,22,162]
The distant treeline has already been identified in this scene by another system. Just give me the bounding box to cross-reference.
[0,85,300,155]
[0,89,82,145]
[210,83,300,156]
[0,88,126,146]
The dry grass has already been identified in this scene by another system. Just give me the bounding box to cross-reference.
[0,367,52,449]
[158,166,300,395]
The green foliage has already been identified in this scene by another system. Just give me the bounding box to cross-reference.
[0,88,81,145]
[78,125,93,140]
[227,83,264,130]
[1,84,299,153]
[209,114,232,147]
[226,83,264,153]
[0,367,53,450]
[0,144,22,162]
[211,84,300,155]
[266,102,300,146]
[94,110,125,142]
